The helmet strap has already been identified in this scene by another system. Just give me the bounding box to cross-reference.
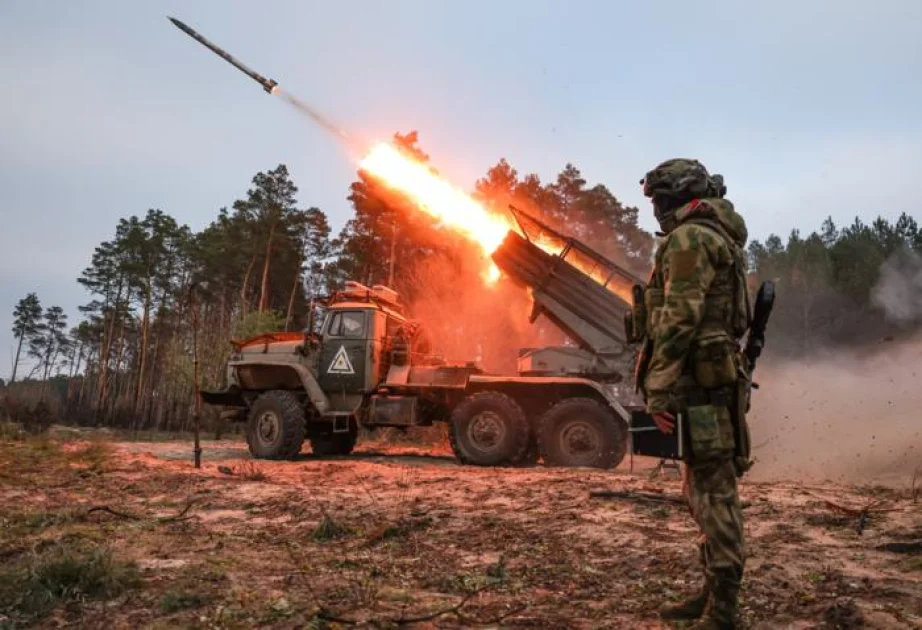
[652,195,685,233]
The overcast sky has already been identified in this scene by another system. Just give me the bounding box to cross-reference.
[2,0,921,379]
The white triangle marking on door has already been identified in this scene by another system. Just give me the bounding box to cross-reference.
[327,345,355,375]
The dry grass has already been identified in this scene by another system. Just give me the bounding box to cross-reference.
[232,461,269,481]
[1,435,921,628]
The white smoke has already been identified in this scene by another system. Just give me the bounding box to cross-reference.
[871,247,922,325]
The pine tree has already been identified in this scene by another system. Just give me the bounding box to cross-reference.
[27,306,69,400]
[10,293,43,383]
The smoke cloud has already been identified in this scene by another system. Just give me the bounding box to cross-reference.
[871,247,922,325]
[403,251,566,376]
[748,338,922,486]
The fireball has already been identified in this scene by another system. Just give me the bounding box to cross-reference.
[358,140,628,300]
[359,142,513,280]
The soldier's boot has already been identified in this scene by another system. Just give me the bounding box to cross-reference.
[688,568,741,630]
[660,544,709,621]
[658,583,709,621]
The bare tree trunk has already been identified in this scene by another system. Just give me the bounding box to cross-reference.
[285,268,302,332]
[78,348,96,411]
[96,282,124,417]
[134,281,152,414]
[258,221,277,313]
[106,311,128,424]
[69,341,83,378]
[241,253,258,316]
[10,334,24,384]
[143,325,162,430]
[66,343,84,413]
[190,287,202,468]
[388,221,397,287]
[38,327,59,402]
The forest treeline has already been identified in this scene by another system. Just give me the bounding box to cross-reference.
[4,132,921,430]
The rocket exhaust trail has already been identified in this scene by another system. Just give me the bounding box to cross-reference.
[273,88,352,143]
[168,16,353,147]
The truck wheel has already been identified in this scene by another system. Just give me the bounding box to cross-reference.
[246,390,306,460]
[310,426,358,456]
[449,391,529,466]
[539,397,627,469]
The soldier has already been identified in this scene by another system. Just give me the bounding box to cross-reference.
[635,159,753,630]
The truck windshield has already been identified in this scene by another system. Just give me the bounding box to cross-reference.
[328,311,365,338]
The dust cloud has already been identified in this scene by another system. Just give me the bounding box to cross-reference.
[871,247,922,325]
[748,338,922,486]
[404,254,566,375]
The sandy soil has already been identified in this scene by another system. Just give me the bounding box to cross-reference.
[1,435,921,629]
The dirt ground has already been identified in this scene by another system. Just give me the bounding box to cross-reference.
[1,433,921,629]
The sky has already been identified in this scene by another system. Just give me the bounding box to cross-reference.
[1,0,921,379]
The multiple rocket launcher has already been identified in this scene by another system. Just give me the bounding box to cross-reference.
[167,15,643,356]
[169,16,775,464]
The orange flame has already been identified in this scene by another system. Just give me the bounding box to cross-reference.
[358,141,631,302]
[360,142,513,280]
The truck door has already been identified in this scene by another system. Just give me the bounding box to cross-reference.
[319,310,367,394]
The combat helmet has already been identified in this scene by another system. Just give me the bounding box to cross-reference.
[640,158,714,201]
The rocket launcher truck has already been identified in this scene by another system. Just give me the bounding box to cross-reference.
[202,208,649,469]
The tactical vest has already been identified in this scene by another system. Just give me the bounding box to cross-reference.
[628,214,752,385]
[626,209,754,473]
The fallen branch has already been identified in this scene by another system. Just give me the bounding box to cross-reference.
[821,499,898,535]
[456,603,529,626]
[876,540,922,554]
[86,501,195,524]
[315,582,524,627]
[590,489,752,510]
[158,501,196,522]
[86,506,141,521]
[589,490,685,506]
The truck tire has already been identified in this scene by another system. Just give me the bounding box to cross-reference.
[449,391,530,466]
[310,426,358,456]
[246,390,306,460]
[539,397,627,469]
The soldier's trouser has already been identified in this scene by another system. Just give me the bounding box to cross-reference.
[685,458,745,578]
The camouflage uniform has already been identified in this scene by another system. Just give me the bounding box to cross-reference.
[635,159,752,630]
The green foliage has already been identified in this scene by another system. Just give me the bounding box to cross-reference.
[27,306,70,386]
[11,293,43,341]
[10,293,43,383]
[748,212,922,351]
[233,310,287,339]
[475,158,653,277]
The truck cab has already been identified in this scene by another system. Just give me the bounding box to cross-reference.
[316,282,407,410]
